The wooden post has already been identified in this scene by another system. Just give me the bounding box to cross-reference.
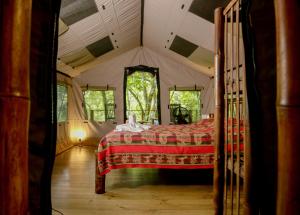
[213,7,225,215]
[275,0,300,214]
[0,0,32,214]
[95,151,106,194]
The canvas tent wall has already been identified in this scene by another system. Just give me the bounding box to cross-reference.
[74,46,215,124]
[56,72,116,154]
[56,46,214,153]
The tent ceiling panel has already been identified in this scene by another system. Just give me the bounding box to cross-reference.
[144,0,192,51]
[177,12,214,51]
[95,0,118,28]
[60,0,99,25]
[86,36,114,57]
[69,13,107,46]
[143,0,214,75]
[58,19,69,36]
[58,0,141,75]
[58,28,84,57]
[169,35,198,58]
[188,0,230,23]
[57,0,217,77]
[189,46,214,68]
[59,48,95,67]
[153,46,214,76]
[68,44,138,77]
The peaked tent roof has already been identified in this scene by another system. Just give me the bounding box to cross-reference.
[57,0,230,77]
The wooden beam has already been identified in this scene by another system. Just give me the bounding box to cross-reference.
[213,7,225,215]
[275,0,300,214]
[0,0,32,214]
[95,151,106,194]
[140,0,145,46]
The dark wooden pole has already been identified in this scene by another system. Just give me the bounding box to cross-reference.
[0,0,32,214]
[28,0,61,213]
[275,0,300,214]
[95,151,106,194]
[213,7,225,215]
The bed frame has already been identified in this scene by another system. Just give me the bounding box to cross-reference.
[95,151,106,194]
[94,121,215,194]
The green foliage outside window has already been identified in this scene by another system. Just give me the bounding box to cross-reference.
[126,71,158,123]
[57,84,68,122]
[169,90,201,122]
[83,90,115,122]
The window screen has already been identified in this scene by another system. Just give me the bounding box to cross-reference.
[124,65,161,124]
[169,89,201,123]
[57,84,68,122]
[83,89,115,122]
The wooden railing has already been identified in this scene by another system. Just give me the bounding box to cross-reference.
[213,0,249,214]
[275,0,300,214]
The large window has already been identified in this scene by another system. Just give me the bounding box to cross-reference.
[169,87,202,123]
[83,89,115,122]
[57,84,68,122]
[124,65,161,124]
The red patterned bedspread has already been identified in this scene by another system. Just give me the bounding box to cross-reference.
[97,119,214,175]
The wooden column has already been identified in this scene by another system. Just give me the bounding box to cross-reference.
[213,7,225,215]
[275,0,300,214]
[0,0,32,214]
[95,151,106,194]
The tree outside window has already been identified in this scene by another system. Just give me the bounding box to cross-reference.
[125,71,159,124]
[169,89,201,123]
[83,89,115,122]
[57,84,68,122]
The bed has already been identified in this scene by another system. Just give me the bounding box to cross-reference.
[95,118,215,193]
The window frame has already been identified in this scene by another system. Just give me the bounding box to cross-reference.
[82,86,116,122]
[123,65,161,124]
[57,82,68,122]
[168,85,203,123]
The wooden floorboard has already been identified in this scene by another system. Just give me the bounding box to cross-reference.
[51,146,214,215]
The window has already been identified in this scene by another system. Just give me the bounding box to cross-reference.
[124,65,161,124]
[169,87,202,123]
[57,84,68,122]
[83,89,115,122]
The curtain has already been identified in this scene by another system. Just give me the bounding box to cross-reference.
[29,0,61,214]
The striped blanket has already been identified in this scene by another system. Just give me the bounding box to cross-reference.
[97,119,215,175]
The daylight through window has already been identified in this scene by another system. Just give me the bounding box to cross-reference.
[125,71,159,124]
[169,88,202,123]
[57,84,68,122]
[83,89,115,122]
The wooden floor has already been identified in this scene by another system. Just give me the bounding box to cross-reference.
[51,146,214,215]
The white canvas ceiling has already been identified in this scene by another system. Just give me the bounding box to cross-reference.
[57,0,229,77]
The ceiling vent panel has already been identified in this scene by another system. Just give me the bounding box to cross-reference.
[189,46,214,67]
[60,0,99,25]
[188,0,230,23]
[169,35,198,57]
[86,36,114,57]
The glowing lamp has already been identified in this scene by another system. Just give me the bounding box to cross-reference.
[72,129,86,146]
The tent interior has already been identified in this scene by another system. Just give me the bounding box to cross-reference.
[53,0,223,213]
[3,0,299,214]
[56,0,225,153]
